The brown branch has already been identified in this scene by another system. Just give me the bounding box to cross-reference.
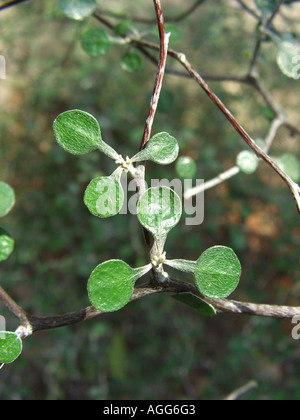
[0,285,30,329]
[98,0,207,24]
[140,0,170,151]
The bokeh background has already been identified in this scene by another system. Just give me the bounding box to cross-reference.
[1,0,300,400]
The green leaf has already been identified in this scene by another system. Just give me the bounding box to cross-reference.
[53,110,119,159]
[172,292,216,316]
[0,228,14,262]
[121,50,143,73]
[165,246,242,299]
[84,172,124,218]
[0,332,22,364]
[137,186,182,244]
[114,20,134,37]
[236,151,259,174]
[278,153,300,182]
[132,132,179,165]
[81,28,112,57]
[59,0,96,20]
[176,156,197,179]
[0,182,15,218]
[87,260,151,312]
[277,37,300,79]
[195,246,241,299]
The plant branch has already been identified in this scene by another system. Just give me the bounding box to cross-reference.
[0,285,32,335]
[98,0,207,24]
[140,0,170,151]
[0,0,30,11]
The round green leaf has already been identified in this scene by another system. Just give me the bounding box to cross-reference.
[176,156,197,179]
[114,20,134,37]
[0,182,15,218]
[194,246,241,299]
[132,132,179,165]
[172,292,216,316]
[121,50,143,73]
[84,176,124,218]
[278,153,300,182]
[277,38,300,79]
[53,110,118,159]
[0,228,14,262]
[137,186,182,239]
[236,150,259,174]
[60,0,96,20]
[81,29,112,57]
[87,260,151,312]
[0,332,22,364]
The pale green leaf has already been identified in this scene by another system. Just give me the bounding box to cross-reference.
[0,228,14,262]
[84,174,124,218]
[60,0,96,20]
[137,186,182,240]
[278,153,300,182]
[0,332,22,364]
[121,50,143,72]
[236,151,259,174]
[53,110,119,159]
[87,260,151,312]
[165,246,241,299]
[132,132,179,165]
[176,156,197,179]
[277,38,300,79]
[81,29,112,57]
[195,246,241,299]
[0,182,15,218]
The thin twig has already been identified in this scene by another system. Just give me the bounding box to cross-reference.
[0,285,31,333]
[224,381,258,400]
[98,0,207,24]
[140,0,170,151]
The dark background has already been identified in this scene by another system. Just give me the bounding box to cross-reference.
[0,0,300,400]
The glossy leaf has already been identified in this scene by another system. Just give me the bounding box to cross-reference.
[60,0,96,20]
[0,332,22,364]
[0,182,15,218]
[277,37,300,79]
[0,228,14,262]
[87,260,151,312]
[137,186,182,240]
[84,172,124,218]
[176,156,197,179]
[53,110,119,159]
[81,29,112,57]
[172,293,217,316]
[121,50,143,73]
[278,153,300,182]
[236,151,259,174]
[165,246,241,299]
[132,132,179,165]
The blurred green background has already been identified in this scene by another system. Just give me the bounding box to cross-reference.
[1,0,300,400]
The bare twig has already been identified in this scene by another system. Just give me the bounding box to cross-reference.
[224,380,258,400]
[140,0,170,151]
[0,0,30,11]
[0,285,32,335]
[98,0,207,24]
